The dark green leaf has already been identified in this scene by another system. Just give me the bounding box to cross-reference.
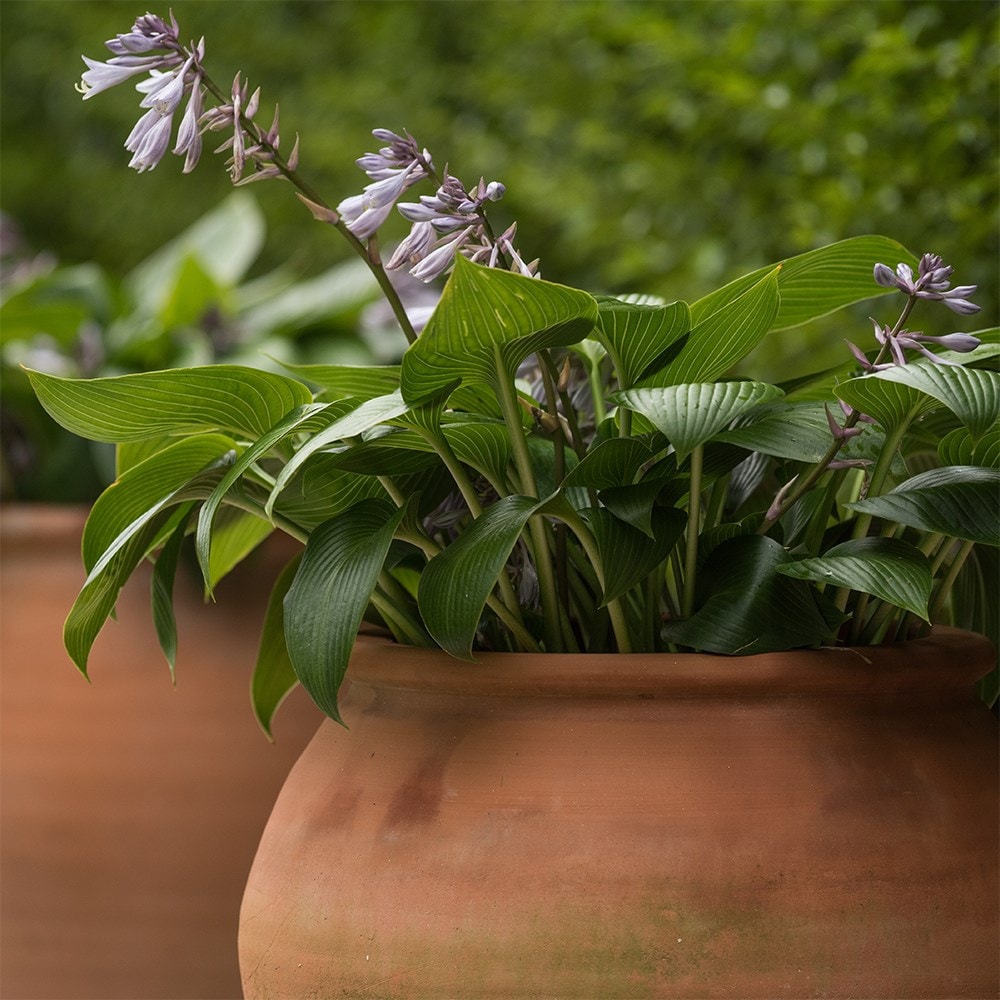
[847,466,1000,546]
[251,553,303,740]
[283,499,407,722]
[663,534,844,653]
[418,494,548,659]
[583,506,685,604]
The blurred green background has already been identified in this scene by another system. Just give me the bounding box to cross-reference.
[2,0,997,498]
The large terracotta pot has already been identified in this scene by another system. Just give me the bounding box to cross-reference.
[1,504,322,1000]
[239,630,998,1000]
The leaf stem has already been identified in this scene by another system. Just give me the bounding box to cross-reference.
[682,444,704,619]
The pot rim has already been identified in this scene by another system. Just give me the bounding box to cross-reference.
[346,627,996,700]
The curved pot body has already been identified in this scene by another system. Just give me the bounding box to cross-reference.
[239,631,998,999]
[1,504,322,999]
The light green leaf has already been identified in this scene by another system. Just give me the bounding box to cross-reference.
[204,508,275,592]
[400,255,598,400]
[195,402,328,586]
[691,236,918,330]
[283,499,407,722]
[277,362,401,400]
[66,463,231,676]
[126,192,265,309]
[835,372,937,431]
[855,364,1000,440]
[649,269,780,385]
[777,537,933,620]
[847,466,1000,546]
[593,298,690,388]
[150,510,192,678]
[27,365,313,443]
[265,391,414,518]
[418,494,550,659]
[612,381,784,463]
[251,553,303,740]
[84,433,236,573]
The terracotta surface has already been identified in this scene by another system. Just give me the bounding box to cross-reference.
[1,504,322,1000]
[240,631,999,999]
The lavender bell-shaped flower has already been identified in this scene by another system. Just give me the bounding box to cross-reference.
[873,253,981,316]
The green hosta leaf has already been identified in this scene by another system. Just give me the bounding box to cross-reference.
[159,253,224,330]
[283,499,407,722]
[400,255,598,400]
[126,192,265,307]
[716,402,836,463]
[691,237,918,330]
[856,364,1000,440]
[278,363,401,400]
[26,365,312,443]
[84,433,236,573]
[777,537,933,620]
[612,381,784,463]
[418,494,553,660]
[597,480,670,537]
[150,510,192,678]
[593,298,690,388]
[204,508,274,592]
[265,391,414,518]
[583,507,686,604]
[848,466,1000,546]
[270,453,388,532]
[835,372,937,431]
[938,424,1000,468]
[251,553,303,740]
[195,402,328,587]
[66,463,231,676]
[649,269,780,385]
[563,437,653,489]
[663,534,844,654]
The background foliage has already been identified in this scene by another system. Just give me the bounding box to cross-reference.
[1,0,997,498]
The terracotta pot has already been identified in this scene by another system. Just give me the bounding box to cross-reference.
[1,504,322,1000]
[239,630,998,1000]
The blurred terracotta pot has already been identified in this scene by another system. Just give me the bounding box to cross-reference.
[1,504,322,1000]
[239,630,998,1000]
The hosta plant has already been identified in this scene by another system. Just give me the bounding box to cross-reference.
[28,11,1000,731]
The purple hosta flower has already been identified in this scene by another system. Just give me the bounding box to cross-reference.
[172,72,204,173]
[336,130,431,240]
[77,12,183,100]
[124,107,175,173]
[873,253,980,315]
[870,318,981,368]
[338,160,425,240]
[201,72,272,183]
[393,172,536,283]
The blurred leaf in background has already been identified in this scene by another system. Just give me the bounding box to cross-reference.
[1,0,996,497]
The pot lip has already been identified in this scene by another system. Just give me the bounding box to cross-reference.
[0,503,89,547]
[347,627,996,699]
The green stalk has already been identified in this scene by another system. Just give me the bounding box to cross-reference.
[372,577,433,647]
[928,538,975,623]
[681,444,704,619]
[493,349,564,651]
[557,508,633,653]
